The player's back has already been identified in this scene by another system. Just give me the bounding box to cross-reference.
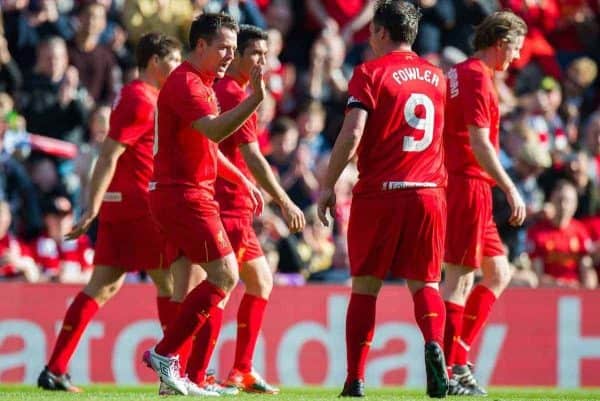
[444,57,499,184]
[349,51,447,195]
[153,61,220,194]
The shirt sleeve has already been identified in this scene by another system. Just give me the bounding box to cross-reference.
[347,64,375,112]
[175,74,217,122]
[108,90,154,146]
[459,70,490,129]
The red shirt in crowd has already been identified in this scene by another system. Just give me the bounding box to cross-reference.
[29,235,94,279]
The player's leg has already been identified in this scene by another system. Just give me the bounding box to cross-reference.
[146,268,175,332]
[146,253,239,394]
[440,264,474,368]
[407,280,448,399]
[225,255,279,394]
[341,275,382,397]
[39,265,125,392]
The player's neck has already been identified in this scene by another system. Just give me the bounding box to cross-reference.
[187,54,216,83]
[138,71,160,90]
[473,49,496,73]
[552,216,571,229]
[380,43,412,57]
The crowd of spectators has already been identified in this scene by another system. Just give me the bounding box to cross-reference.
[1,0,600,289]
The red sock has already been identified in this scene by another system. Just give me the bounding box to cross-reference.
[412,287,446,345]
[233,294,268,373]
[186,306,224,384]
[156,296,179,333]
[168,301,193,375]
[346,293,376,382]
[155,281,225,356]
[454,285,496,365]
[443,301,464,367]
[47,292,99,375]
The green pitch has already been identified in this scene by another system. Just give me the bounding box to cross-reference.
[1,385,600,401]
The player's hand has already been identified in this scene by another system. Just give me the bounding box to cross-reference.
[506,188,526,227]
[246,182,264,217]
[249,65,266,101]
[281,201,305,233]
[65,211,96,240]
[317,187,336,227]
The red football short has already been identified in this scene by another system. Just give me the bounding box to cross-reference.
[444,175,505,269]
[221,213,263,264]
[348,187,446,282]
[94,214,166,271]
[150,187,233,266]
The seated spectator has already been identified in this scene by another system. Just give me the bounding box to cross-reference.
[0,200,39,282]
[68,2,118,106]
[19,36,89,145]
[29,196,94,283]
[267,117,317,210]
[527,180,598,289]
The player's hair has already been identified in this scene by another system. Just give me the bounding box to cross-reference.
[472,11,527,51]
[237,24,268,55]
[270,117,297,138]
[372,0,421,46]
[136,32,181,70]
[189,13,239,50]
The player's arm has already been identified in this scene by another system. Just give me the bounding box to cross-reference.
[193,66,266,143]
[66,138,126,239]
[240,141,305,232]
[317,108,367,226]
[469,125,526,226]
[217,150,264,216]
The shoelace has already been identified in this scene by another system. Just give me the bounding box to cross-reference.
[456,370,478,387]
[166,357,182,378]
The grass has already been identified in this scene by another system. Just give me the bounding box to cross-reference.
[1,385,600,401]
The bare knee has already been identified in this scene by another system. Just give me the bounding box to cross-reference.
[205,254,239,293]
[352,276,383,296]
[240,257,273,299]
[442,263,475,305]
[481,256,512,296]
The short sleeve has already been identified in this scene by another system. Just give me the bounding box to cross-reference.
[233,113,258,146]
[175,74,217,122]
[459,70,491,129]
[108,90,154,146]
[347,64,375,112]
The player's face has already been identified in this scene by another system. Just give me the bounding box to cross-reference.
[239,39,267,79]
[156,49,182,86]
[495,35,524,71]
[202,27,237,78]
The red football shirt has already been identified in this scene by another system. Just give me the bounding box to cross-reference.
[527,219,591,283]
[0,233,30,278]
[99,79,158,222]
[347,51,447,195]
[214,75,257,215]
[152,61,220,194]
[444,57,499,185]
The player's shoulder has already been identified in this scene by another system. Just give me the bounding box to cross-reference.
[214,76,244,99]
[570,218,589,233]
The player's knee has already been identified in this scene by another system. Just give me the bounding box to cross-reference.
[484,259,512,292]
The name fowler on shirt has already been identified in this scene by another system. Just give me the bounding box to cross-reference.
[392,67,440,87]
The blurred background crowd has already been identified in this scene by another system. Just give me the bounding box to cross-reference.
[1,0,600,289]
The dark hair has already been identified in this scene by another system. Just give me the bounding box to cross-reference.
[189,13,239,50]
[473,11,527,51]
[237,24,268,55]
[270,117,297,137]
[372,0,421,46]
[136,32,181,70]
